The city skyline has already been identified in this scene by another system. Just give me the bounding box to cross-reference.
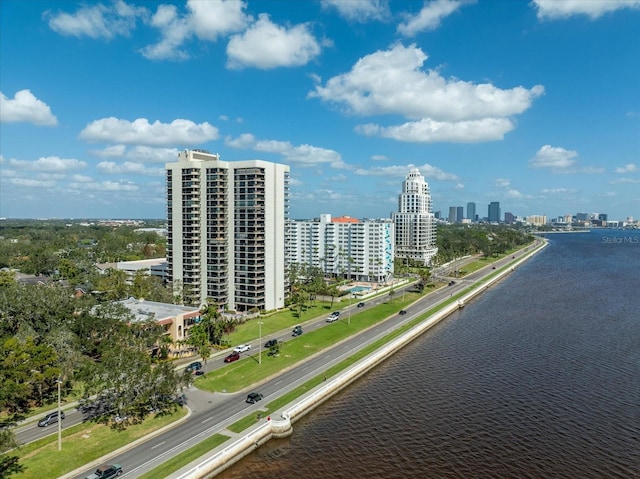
[1,1,639,221]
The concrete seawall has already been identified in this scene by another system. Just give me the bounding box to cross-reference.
[172,241,547,479]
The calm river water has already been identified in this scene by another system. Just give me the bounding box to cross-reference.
[218,230,640,479]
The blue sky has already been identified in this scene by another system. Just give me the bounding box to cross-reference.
[1,0,639,221]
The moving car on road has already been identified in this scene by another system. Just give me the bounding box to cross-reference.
[85,463,122,479]
[37,411,65,427]
[326,311,340,322]
[399,310,407,315]
[224,352,240,363]
[264,339,278,348]
[292,325,303,337]
[233,344,251,353]
[246,392,264,404]
[185,361,202,373]
[357,302,365,308]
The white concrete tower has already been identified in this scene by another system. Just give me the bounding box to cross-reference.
[393,167,438,265]
[166,149,289,311]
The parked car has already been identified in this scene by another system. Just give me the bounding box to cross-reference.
[233,344,251,353]
[85,464,122,479]
[224,352,240,363]
[246,392,264,404]
[292,325,303,337]
[357,302,365,308]
[185,361,202,373]
[37,411,65,427]
[399,310,407,315]
[264,339,278,348]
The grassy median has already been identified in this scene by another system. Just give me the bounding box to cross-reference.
[11,408,187,479]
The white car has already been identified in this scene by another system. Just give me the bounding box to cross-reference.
[326,314,339,323]
[233,344,251,353]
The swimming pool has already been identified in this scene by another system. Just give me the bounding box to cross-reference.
[348,286,371,293]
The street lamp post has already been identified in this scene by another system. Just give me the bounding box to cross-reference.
[348,293,353,325]
[258,321,264,365]
[57,379,62,451]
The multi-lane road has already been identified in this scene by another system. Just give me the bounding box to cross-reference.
[16,243,541,478]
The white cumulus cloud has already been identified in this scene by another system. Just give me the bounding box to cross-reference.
[310,44,543,121]
[9,178,57,188]
[321,0,389,22]
[614,163,637,173]
[8,156,86,172]
[45,0,147,39]
[529,145,578,169]
[78,117,219,146]
[227,14,322,69]
[96,161,164,176]
[398,0,473,37]
[226,133,346,168]
[354,163,459,181]
[356,117,514,143]
[310,43,542,143]
[0,90,58,126]
[532,0,640,20]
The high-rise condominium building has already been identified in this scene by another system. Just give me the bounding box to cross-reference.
[393,168,438,265]
[285,214,394,283]
[166,149,289,311]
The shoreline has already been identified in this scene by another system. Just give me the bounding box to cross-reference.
[168,239,548,479]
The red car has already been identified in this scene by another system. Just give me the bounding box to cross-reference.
[224,352,240,363]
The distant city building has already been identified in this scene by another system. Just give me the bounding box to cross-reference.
[504,212,515,224]
[393,168,438,266]
[598,213,608,222]
[166,149,289,311]
[285,214,394,283]
[456,206,464,223]
[488,202,501,223]
[434,210,441,219]
[466,202,476,222]
[576,212,589,221]
[448,206,456,223]
[526,215,547,226]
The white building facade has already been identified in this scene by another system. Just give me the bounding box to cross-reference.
[393,168,438,265]
[166,149,289,312]
[285,214,394,283]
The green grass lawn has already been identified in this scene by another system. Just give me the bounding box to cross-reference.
[136,433,230,479]
[12,408,187,479]
[195,293,420,394]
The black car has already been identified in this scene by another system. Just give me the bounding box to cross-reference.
[264,339,279,348]
[246,392,264,404]
[185,361,202,373]
[85,463,122,479]
[292,326,303,337]
[357,302,365,308]
[399,310,407,315]
[38,411,65,427]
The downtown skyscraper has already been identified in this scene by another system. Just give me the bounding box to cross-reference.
[166,149,289,311]
[393,168,438,265]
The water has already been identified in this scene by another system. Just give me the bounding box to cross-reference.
[218,230,640,479]
[348,286,371,293]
